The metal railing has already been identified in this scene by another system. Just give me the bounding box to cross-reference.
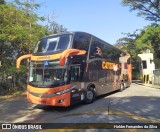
[0,72,26,95]
[153,69,160,85]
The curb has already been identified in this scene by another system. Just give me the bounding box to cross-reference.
[0,92,26,100]
[134,82,160,89]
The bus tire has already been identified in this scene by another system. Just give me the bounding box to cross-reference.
[119,82,124,92]
[123,82,126,89]
[84,87,95,104]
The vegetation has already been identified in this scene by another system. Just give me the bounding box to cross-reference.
[1,0,160,94]
[114,0,160,79]
[121,0,160,22]
[0,0,67,95]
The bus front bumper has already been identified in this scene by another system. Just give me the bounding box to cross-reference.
[27,91,71,107]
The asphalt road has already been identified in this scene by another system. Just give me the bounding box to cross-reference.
[0,83,160,125]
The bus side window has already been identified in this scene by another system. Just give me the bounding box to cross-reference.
[89,38,103,59]
[70,66,80,81]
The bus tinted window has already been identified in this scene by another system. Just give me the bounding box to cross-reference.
[70,65,80,81]
[47,38,58,52]
[89,37,121,62]
[89,38,103,59]
[34,34,71,53]
[73,33,91,51]
[102,44,121,62]
[57,35,71,50]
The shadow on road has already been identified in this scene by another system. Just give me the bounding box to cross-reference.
[33,90,118,112]
[1,94,160,124]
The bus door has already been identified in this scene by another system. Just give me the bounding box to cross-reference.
[104,70,113,93]
[97,70,110,95]
[70,65,80,82]
[69,64,85,104]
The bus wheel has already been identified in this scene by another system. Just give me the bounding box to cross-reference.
[123,82,127,89]
[119,83,124,92]
[85,87,95,104]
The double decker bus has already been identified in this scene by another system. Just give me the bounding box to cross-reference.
[16,32,132,107]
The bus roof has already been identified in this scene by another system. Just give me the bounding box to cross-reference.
[41,31,126,54]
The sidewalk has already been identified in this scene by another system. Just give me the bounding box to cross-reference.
[133,80,160,89]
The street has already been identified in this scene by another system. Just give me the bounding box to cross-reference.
[0,83,160,125]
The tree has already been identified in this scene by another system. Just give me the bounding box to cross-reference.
[135,25,160,67]
[44,13,67,34]
[0,1,68,93]
[0,3,48,91]
[121,0,160,22]
[115,30,138,57]
[0,0,5,4]
[116,24,160,68]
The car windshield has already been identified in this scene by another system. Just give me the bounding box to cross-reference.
[29,61,68,87]
[34,34,72,54]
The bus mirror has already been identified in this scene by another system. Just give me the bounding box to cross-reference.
[16,54,32,69]
[60,49,86,66]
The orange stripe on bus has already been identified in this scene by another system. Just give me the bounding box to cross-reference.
[16,54,32,68]
[59,49,86,66]
[31,53,61,61]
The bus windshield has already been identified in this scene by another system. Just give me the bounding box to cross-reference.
[29,61,68,87]
[34,34,72,54]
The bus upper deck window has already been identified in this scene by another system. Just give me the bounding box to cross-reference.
[57,35,70,50]
[90,46,102,58]
[34,34,71,53]
[47,38,59,52]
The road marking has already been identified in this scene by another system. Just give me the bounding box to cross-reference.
[34,108,160,132]
[44,108,159,123]
[109,108,160,123]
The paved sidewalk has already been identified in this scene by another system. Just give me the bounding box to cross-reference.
[134,81,160,89]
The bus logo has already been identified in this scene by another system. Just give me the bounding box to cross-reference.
[44,61,49,66]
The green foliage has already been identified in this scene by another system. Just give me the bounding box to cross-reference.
[0,1,67,93]
[116,31,138,58]
[116,24,160,69]
[121,0,160,22]
[120,0,160,70]
[0,0,5,4]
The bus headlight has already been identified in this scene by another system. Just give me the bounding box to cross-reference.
[55,85,77,95]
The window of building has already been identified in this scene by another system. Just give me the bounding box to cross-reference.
[142,60,147,69]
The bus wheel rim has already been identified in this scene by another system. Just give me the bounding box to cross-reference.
[121,83,124,90]
[87,91,93,100]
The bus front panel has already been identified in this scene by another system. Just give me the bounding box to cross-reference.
[27,84,71,106]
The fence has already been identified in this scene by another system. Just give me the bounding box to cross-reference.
[153,69,160,85]
[0,72,26,95]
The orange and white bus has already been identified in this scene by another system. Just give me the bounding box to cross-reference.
[16,32,132,106]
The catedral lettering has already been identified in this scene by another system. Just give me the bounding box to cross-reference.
[37,56,50,60]
[16,31,132,107]
[102,61,119,70]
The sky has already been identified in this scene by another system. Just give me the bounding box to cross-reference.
[36,0,151,44]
